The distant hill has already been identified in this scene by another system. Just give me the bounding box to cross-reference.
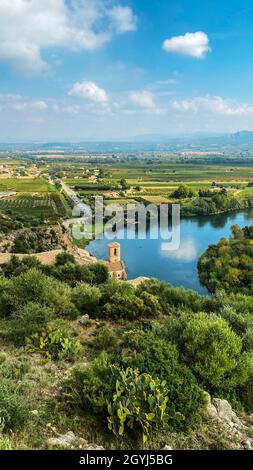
[229,131,253,143]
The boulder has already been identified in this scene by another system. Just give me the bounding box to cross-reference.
[47,431,79,449]
[79,315,91,326]
[47,431,105,450]
[212,398,238,424]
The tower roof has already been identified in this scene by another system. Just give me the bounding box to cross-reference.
[108,242,120,248]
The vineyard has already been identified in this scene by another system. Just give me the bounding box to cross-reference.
[0,193,66,221]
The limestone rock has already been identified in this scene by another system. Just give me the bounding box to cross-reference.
[47,431,105,450]
[79,314,90,326]
[82,444,105,451]
[212,398,237,424]
[47,431,78,449]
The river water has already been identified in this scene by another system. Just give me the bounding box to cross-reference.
[86,208,253,294]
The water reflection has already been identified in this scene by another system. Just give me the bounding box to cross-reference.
[86,209,253,294]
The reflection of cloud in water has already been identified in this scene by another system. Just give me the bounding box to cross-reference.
[161,238,197,262]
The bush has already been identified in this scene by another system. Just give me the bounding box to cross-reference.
[66,354,114,413]
[92,325,118,351]
[9,302,53,346]
[4,269,74,317]
[117,330,204,430]
[98,280,162,320]
[1,255,42,278]
[136,279,212,315]
[65,355,169,444]
[26,326,82,362]
[0,433,13,450]
[181,313,252,393]
[88,263,109,285]
[71,283,101,316]
[107,366,169,443]
[0,362,29,432]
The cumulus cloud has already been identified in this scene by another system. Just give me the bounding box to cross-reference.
[163,32,210,58]
[68,81,108,104]
[0,0,137,73]
[130,91,155,110]
[0,94,48,112]
[172,96,253,116]
[31,100,48,110]
[108,6,137,33]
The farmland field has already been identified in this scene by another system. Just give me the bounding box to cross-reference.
[0,193,66,221]
[0,177,55,192]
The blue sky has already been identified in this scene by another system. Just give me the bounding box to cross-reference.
[1,0,253,140]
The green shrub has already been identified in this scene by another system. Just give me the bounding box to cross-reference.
[241,375,253,410]
[9,302,53,346]
[136,279,212,314]
[0,371,29,432]
[65,355,169,444]
[92,325,118,351]
[0,433,13,450]
[98,280,161,320]
[7,269,73,317]
[88,263,109,285]
[26,326,82,361]
[71,283,101,315]
[66,353,114,413]
[242,328,253,352]
[182,313,252,393]
[0,353,6,364]
[107,366,169,444]
[117,330,204,430]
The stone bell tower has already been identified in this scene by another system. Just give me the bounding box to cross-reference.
[108,242,121,263]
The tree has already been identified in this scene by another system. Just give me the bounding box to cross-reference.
[55,252,76,265]
[9,302,53,345]
[7,268,73,317]
[71,283,101,315]
[171,184,190,199]
[182,313,250,393]
[119,178,130,190]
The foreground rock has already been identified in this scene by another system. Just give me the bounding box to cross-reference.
[205,393,253,450]
[47,431,105,450]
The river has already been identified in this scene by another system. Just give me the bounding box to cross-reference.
[86,208,253,294]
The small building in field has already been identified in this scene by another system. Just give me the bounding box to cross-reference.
[105,242,127,280]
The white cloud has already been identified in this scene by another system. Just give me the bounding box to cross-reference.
[31,100,48,110]
[163,32,210,58]
[172,96,253,116]
[108,6,137,33]
[68,81,108,104]
[0,0,137,73]
[130,91,155,110]
[0,94,49,112]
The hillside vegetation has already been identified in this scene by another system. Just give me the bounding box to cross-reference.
[0,252,253,449]
[198,225,253,294]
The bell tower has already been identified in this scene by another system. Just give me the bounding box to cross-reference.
[108,242,121,263]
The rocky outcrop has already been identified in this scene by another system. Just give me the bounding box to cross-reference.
[205,393,253,450]
[47,431,105,450]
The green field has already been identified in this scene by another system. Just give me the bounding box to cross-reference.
[0,177,55,192]
[0,193,66,220]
